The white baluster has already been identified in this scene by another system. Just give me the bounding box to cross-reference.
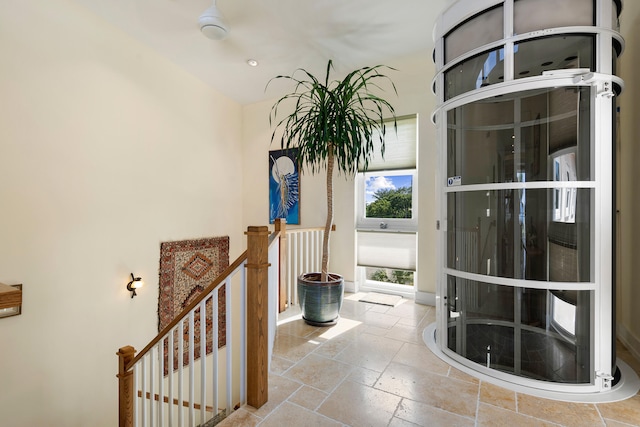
[141,357,147,426]
[212,290,219,419]
[133,364,139,427]
[305,231,310,273]
[239,265,247,406]
[158,341,164,426]
[178,319,184,427]
[199,299,207,426]
[188,311,195,427]
[168,328,174,426]
[150,347,155,427]
[225,275,233,416]
[292,234,298,304]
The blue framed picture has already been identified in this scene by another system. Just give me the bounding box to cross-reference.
[269,149,300,224]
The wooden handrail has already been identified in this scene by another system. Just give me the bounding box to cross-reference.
[126,249,248,371]
[268,230,281,246]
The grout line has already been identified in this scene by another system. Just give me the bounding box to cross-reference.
[394,396,477,425]
[593,403,607,427]
[253,387,299,427]
[388,397,405,427]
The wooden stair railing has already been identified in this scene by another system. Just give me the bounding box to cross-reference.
[117,222,286,427]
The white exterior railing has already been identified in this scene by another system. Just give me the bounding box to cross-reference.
[283,227,324,307]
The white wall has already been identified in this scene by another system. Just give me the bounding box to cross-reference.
[0,1,244,426]
[242,54,438,295]
[617,1,640,359]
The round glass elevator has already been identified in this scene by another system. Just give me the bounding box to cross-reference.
[429,0,637,398]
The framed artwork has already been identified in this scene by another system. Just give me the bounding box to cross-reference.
[269,148,300,224]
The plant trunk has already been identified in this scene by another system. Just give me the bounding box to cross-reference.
[322,146,334,282]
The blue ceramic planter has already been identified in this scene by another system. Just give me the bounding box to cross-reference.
[297,272,344,326]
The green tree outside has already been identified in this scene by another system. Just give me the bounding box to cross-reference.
[367,268,414,286]
[366,186,412,218]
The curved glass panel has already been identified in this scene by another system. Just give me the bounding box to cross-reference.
[444,36,595,101]
[515,35,594,79]
[514,0,594,35]
[447,87,591,185]
[445,6,503,64]
[445,48,505,100]
[447,188,592,281]
[447,276,592,383]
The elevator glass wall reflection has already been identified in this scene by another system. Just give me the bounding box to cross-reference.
[445,85,594,383]
[447,277,592,383]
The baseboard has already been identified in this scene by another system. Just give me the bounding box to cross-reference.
[344,280,356,294]
[415,291,436,306]
[618,323,640,361]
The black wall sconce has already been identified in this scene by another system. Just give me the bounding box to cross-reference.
[126,273,143,298]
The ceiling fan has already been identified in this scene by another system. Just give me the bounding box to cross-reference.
[198,0,229,40]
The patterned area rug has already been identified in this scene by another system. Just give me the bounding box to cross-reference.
[158,237,229,374]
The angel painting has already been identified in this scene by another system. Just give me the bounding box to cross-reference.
[269,149,300,224]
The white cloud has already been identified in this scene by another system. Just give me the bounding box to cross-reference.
[365,176,395,203]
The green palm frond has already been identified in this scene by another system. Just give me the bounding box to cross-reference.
[267,60,397,176]
[267,60,397,279]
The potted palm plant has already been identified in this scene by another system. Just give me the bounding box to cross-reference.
[269,60,397,326]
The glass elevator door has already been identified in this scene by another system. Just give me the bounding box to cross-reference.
[444,86,594,384]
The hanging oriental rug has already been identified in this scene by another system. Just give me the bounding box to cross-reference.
[158,236,229,375]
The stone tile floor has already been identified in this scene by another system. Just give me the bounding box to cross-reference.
[220,293,640,427]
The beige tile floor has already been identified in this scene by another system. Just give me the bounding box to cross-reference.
[220,293,640,427]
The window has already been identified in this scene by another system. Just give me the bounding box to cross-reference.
[357,169,417,231]
[356,116,418,290]
[356,115,418,232]
[364,267,414,287]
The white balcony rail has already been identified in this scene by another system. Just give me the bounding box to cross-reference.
[118,225,281,427]
[282,226,325,309]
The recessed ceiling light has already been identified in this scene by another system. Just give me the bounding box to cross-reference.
[247,59,259,67]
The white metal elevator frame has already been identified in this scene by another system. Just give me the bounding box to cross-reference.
[431,0,627,395]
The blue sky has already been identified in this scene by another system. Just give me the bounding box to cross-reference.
[365,174,412,204]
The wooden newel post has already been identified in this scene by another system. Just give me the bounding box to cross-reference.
[274,218,288,313]
[117,345,136,427]
[245,226,270,409]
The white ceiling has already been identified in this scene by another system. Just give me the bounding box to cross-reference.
[72,0,452,105]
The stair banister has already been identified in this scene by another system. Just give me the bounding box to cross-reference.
[117,223,284,427]
[245,226,270,408]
